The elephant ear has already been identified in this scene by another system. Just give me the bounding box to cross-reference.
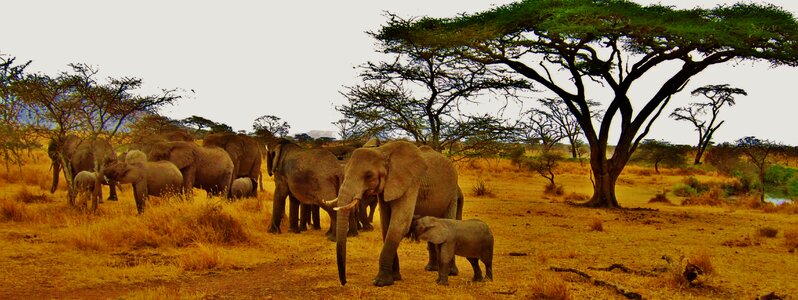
[380,141,427,202]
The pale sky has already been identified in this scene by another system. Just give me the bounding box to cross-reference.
[4,1,798,145]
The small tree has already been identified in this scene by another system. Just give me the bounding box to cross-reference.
[525,150,563,193]
[633,139,688,174]
[671,84,746,165]
[182,115,231,136]
[253,114,290,137]
[736,136,782,203]
[525,98,601,158]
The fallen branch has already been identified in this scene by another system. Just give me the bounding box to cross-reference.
[550,266,643,300]
[493,288,517,295]
[588,263,661,277]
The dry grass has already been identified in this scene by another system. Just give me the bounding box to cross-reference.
[528,274,572,300]
[471,177,494,197]
[544,183,565,196]
[2,148,798,299]
[682,186,726,206]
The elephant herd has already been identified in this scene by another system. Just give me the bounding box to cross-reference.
[49,134,493,287]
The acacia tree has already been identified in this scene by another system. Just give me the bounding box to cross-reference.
[338,19,529,153]
[633,139,688,174]
[380,0,798,207]
[253,114,290,137]
[671,84,746,165]
[0,54,37,175]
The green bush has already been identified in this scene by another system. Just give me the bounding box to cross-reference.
[672,183,698,197]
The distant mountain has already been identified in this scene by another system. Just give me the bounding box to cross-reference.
[306,130,336,139]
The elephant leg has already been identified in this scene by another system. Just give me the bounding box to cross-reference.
[107,180,118,201]
[373,197,414,287]
[133,181,147,214]
[311,204,321,230]
[268,181,289,234]
[468,258,483,282]
[299,203,310,232]
[483,252,493,281]
[436,244,454,285]
[288,195,301,233]
[425,242,439,271]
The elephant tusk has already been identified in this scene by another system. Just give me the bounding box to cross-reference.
[334,198,359,211]
[322,198,338,207]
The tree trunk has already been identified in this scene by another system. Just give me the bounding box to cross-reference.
[584,169,620,208]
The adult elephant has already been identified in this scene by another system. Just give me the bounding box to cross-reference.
[204,132,262,198]
[266,139,356,240]
[48,135,118,202]
[328,141,463,286]
[102,150,183,213]
[147,141,234,197]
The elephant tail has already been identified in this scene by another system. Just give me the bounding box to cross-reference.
[456,186,464,221]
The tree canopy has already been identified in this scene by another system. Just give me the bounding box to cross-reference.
[378,0,798,207]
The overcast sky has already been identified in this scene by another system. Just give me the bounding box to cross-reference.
[4,1,798,145]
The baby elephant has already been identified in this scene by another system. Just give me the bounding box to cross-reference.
[74,171,100,209]
[413,216,494,285]
[230,177,256,199]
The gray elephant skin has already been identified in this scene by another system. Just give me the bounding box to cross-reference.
[48,134,118,201]
[102,150,183,213]
[231,177,256,199]
[331,141,464,286]
[74,171,100,209]
[412,216,493,285]
[266,139,357,239]
[203,132,263,198]
[147,141,234,197]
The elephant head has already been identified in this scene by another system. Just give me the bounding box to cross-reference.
[267,139,296,177]
[412,216,447,244]
[48,138,61,193]
[332,141,427,285]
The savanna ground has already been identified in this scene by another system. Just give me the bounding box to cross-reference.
[1,149,797,299]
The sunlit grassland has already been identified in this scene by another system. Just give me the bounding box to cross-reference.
[0,150,796,299]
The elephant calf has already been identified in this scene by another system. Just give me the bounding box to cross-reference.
[74,171,100,208]
[231,177,256,199]
[102,150,183,213]
[412,216,494,285]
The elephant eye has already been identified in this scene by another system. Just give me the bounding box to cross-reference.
[364,171,374,179]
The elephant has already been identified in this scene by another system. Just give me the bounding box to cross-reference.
[231,177,256,199]
[102,150,183,213]
[266,139,357,240]
[327,141,464,286]
[299,203,321,231]
[203,132,263,198]
[147,141,234,197]
[48,135,118,202]
[74,171,100,209]
[411,216,494,285]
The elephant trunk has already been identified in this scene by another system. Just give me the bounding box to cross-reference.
[336,203,350,286]
[50,160,61,194]
[335,191,361,286]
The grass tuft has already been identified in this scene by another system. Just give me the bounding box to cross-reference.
[588,217,603,232]
[528,274,572,300]
[544,183,565,196]
[648,190,672,204]
[757,227,779,238]
[785,227,798,250]
[179,243,227,271]
[471,177,495,197]
[16,186,52,203]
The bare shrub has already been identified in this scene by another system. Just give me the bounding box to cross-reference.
[471,177,494,197]
[648,190,672,204]
[528,274,572,300]
[544,183,564,196]
[15,187,51,204]
[588,217,603,232]
[688,249,715,275]
[668,249,715,287]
